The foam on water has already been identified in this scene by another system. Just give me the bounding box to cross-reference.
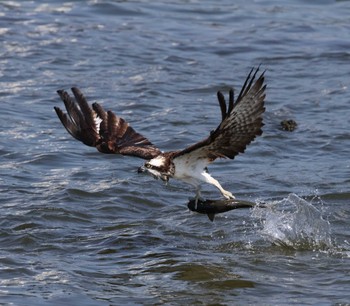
[252,194,333,250]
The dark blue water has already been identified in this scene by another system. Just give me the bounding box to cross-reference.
[1,1,349,305]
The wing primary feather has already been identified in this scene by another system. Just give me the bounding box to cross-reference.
[56,90,89,143]
[92,102,108,139]
[217,91,227,121]
[54,106,79,139]
[107,111,116,137]
[71,87,96,132]
[227,88,234,115]
[235,66,254,104]
[236,65,262,105]
[92,102,106,120]
[57,89,84,129]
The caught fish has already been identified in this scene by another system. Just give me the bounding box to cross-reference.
[187,198,265,221]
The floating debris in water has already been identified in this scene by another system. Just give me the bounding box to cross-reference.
[280,119,297,131]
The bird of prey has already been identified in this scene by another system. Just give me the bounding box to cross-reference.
[54,67,266,205]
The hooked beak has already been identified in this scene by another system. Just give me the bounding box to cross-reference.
[137,165,168,182]
[137,166,146,174]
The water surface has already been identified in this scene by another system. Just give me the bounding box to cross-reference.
[0,0,349,305]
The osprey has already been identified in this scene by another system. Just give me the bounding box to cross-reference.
[54,67,266,205]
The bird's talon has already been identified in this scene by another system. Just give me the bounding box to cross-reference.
[223,191,235,200]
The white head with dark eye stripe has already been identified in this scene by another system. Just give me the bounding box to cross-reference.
[145,156,167,179]
[138,156,171,181]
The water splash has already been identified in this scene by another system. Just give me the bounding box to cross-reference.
[252,194,333,250]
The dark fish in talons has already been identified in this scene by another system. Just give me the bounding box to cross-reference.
[187,198,266,222]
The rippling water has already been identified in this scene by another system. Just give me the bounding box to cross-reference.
[1,0,350,305]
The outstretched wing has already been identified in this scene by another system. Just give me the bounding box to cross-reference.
[173,67,266,163]
[54,87,161,160]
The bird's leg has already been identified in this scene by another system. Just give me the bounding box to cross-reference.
[200,172,235,200]
[194,188,202,210]
[221,189,235,200]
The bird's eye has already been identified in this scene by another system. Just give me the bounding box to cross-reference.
[145,164,151,169]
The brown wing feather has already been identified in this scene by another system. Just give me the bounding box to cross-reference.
[54,87,161,160]
[173,67,266,162]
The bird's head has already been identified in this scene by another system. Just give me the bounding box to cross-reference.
[137,156,169,182]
